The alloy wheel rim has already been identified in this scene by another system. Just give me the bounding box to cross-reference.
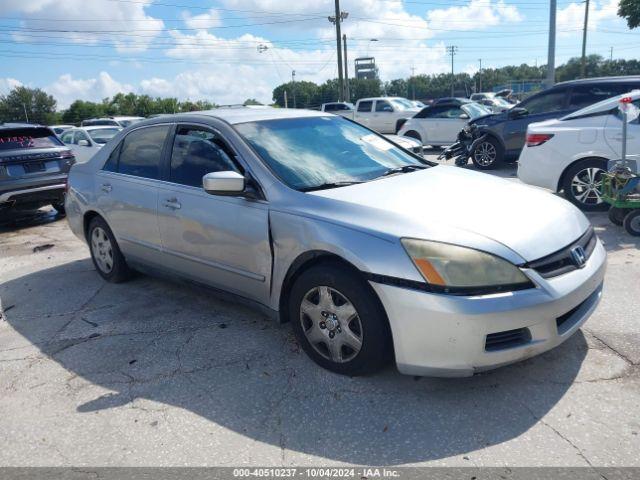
[91,227,114,274]
[570,167,604,206]
[629,215,640,233]
[299,286,363,363]
[474,142,497,166]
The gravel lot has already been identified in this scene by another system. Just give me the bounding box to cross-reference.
[1,155,639,467]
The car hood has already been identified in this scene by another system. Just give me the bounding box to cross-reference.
[309,166,589,262]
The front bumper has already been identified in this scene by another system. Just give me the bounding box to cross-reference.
[370,239,606,377]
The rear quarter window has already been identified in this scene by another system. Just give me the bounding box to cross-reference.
[0,128,62,150]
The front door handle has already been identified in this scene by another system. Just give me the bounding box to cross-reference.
[162,198,181,210]
[100,183,112,193]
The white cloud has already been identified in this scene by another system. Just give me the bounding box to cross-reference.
[0,78,23,95]
[426,0,523,31]
[46,72,134,109]
[4,0,164,52]
[557,0,621,35]
[182,9,222,29]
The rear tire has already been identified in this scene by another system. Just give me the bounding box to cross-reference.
[608,207,629,226]
[471,137,503,170]
[404,131,422,143]
[561,158,608,211]
[289,262,391,376]
[51,201,65,215]
[623,210,640,236]
[88,216,132,283]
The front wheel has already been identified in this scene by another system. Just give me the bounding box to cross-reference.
[623,210,640,236]
[471,137,503,170]
[562,158,608,211]
[289,263,391,376]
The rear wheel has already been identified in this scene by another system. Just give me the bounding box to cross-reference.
[289,263,391,376]
[562,158,608,211]
[623,210,640,236]
[471,137,503,170]
[404,131,422,143]
[608,206,629,226]
[88,216,132,283]
[51,201,65,215]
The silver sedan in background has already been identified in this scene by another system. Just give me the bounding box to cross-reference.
[65,108,606,377]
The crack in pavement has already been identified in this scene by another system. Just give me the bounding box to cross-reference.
[585,329,637,366]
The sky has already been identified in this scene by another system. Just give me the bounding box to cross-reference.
[0,0,635,109]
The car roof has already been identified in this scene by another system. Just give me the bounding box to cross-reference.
[185,107,332,125]
[555,75,640,86]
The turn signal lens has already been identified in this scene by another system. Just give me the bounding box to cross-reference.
[526,133,554,147]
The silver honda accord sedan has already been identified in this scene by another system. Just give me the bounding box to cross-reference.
[65,107,606,377]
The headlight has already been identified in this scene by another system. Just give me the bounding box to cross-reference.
[401,239,533,295]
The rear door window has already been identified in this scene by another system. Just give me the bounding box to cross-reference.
[117,125,170,180]
[357,101,373,112]
[169,126,241,188]
[520,89,568,115]
[0,128,62,151]
[569,84,634,110]
[375,100,393,112]
[324,104,336,111]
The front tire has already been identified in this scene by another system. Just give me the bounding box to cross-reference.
[561,158,608,211]
[289,263,391,376]
[623,210,640,236]
[88,217,132,283]
[471,137,503,170]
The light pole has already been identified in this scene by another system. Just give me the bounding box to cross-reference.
[580,0,590,77]
[292,70,296,109]
[546,0,557,87]
[478,58,482,93]
[343,34,350,102]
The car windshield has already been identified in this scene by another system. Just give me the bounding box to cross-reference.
[492,97,512,107]
[462,103,492,119]
[235,116,428,191]
[391,99,415,110]
[88,128,120,144]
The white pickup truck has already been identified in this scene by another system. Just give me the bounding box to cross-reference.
[321,97,420,134]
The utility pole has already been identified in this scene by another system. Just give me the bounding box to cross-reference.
[546,0,557,87]
[610,46,613,61]
[478,59,482,93]
[580,0,590,77]
[447,46,457,97]
[284,90,288,109]
[343,34,350,102]
[411,66,416,100]
[22,103,29,123]
[328,2,348,102]
[291,70,296,109]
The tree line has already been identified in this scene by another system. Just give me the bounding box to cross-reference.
[272,55,640,109]
[2,55,640,126]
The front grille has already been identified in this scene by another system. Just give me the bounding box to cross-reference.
[485,327,531,352]
[525,227,597,278]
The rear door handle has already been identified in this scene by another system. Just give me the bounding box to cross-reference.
[613,134,635,141]
[100,183,112,193]
[162,198,181,210]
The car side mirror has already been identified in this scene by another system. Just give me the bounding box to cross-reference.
[203,171,246,196]
[78,139,90,147]
[509,107,528,119]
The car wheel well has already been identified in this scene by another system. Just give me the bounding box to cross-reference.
[403,130,422,142]
[83,210,102,241]
[557,156,608,192]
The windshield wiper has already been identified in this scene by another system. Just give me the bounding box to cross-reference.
[376,164,427,179]
[300,181,364,192]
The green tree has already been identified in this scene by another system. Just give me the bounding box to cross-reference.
[243,98,262,106]
[61,100,105,124]
[619,0,640,29]
[0,86,58,124]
